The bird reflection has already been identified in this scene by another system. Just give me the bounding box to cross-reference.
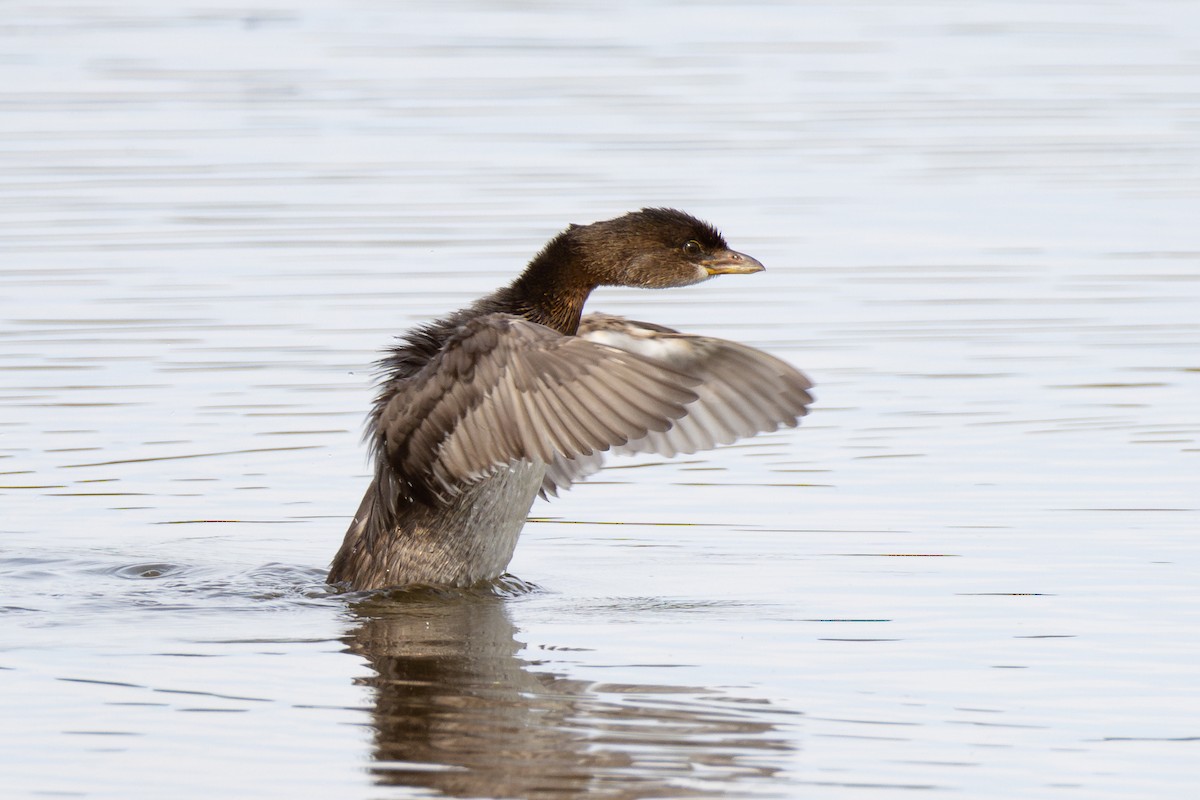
[342,584,793,799]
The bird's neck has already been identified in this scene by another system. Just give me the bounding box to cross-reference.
[505,244,598,335]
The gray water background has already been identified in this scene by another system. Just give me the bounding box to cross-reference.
[2,1,1198,798]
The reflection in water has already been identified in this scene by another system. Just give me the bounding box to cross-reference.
[343,585,793,798]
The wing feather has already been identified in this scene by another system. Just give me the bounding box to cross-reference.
[373,313,700,504]
[541,313,814,496]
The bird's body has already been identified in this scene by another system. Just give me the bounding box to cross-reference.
[330,208,813,591]
[336,462,543,589]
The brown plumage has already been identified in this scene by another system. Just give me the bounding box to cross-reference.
[330,208,813,591]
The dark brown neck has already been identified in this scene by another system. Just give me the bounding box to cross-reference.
[506,236,597,334]
[508,281,592,333]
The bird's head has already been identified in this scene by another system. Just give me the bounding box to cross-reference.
[566,207,764,289]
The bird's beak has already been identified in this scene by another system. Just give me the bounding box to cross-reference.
[703,249,765,276]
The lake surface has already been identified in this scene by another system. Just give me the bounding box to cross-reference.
[2,1,1198,798]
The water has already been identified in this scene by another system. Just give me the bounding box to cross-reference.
[2,1,1198,797]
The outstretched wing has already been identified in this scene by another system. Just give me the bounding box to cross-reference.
[372,313,700,504]
[541,313,813,497]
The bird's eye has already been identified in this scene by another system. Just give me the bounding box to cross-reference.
[682,240,703,257]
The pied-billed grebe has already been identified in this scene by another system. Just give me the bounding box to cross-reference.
[330,208,813,591]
